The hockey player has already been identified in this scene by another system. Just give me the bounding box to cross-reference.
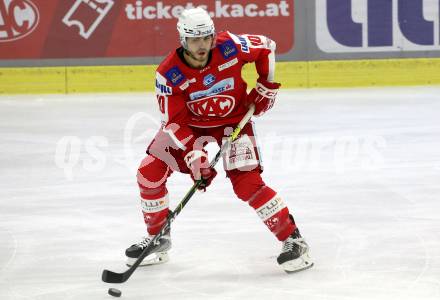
[125,7,313,273]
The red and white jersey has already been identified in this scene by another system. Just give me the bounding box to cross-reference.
[154,31,276,151]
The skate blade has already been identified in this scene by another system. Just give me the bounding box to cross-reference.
[280,253,314,274]
[126,251,169,267]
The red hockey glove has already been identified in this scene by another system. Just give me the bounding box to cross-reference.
[246,78,281,116]
[184,150,217,191]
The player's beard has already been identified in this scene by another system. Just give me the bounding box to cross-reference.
[186,48,208,62]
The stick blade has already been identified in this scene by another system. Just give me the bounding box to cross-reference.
[102,269,127,283]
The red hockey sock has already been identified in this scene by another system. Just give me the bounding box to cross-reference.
[139,184,169,235]
[230,170,296,241]
[137,155,172,235]
[248,186,296,241]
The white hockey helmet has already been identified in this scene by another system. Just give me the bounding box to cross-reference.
[177,7,216,49]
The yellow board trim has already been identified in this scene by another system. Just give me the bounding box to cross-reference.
[66,66,156,93]
[0,67,66,94]
[1,58,440,94]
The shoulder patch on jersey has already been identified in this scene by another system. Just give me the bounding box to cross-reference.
[230,33,250,53]
[218,40,238,59]
[155,73,172,95]
[165,66,186,86]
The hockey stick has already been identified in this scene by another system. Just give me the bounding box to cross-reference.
[102,104,255,284]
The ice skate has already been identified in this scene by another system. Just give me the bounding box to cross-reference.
[277,228,314,273]
[125,229,171,267]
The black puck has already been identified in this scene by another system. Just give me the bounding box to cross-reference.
[108,288,122,297]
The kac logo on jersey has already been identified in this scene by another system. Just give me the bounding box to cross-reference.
[0,0,39,42]
[316,0,440,52]
[187,95,235,118]
[203,74,216,87]
[219,40,238,59]
[165,66,186,86]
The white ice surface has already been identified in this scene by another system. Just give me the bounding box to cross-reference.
[0,87,439,300]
